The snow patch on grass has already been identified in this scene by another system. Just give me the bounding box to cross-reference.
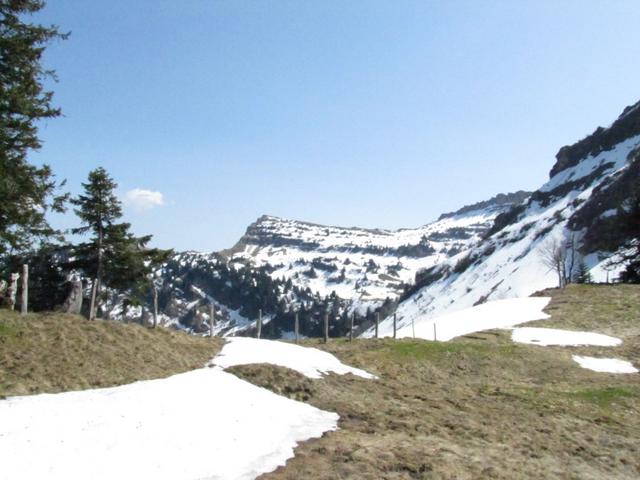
[213,337,376,379]
[512,327,622,347]
[366,297,551,342]
[572,356,638,374]
[0,367,338,480]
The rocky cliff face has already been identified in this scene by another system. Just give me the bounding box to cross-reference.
[550,100,640,177]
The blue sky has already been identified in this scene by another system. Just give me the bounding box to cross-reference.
[34,1,640,251]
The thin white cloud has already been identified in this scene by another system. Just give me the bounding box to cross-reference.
[123,188,165,212]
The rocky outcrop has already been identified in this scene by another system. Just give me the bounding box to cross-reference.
[550,100,640,177]
[61,278,83,314]
[438,191,531,220]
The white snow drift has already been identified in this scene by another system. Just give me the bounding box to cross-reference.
[0,368,338,480]
[365,297,551,342]
[213,337,376,379]
[0,338,379,480]
[512,327,622,347]
[572,355,638,374]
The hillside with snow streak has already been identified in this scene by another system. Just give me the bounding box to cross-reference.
[370,100,640,336]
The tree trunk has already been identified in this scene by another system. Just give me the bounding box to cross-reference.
[89,228,104,321]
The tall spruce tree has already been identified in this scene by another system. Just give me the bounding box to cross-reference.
[0,1,68,260]
[72,168,171,320]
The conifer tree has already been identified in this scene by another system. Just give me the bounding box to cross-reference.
[573,260,592,284]
[72,168,171,320]
[0,1,68,260]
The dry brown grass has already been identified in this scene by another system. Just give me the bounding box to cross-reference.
[1,285,638,478]
[0,310,223,398]
[228,285,640,479]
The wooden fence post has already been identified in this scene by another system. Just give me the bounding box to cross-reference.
[8,272,19,311]
[294,311,299,344]
[433,323,437,342]
[393,313,397,339]
[152,286,158,328]
[210,303,215,338]
[323,312,329,343]
[257,309,262,339]
[375,312,379,339]
[21,265,28,315]
[349,312,354,342]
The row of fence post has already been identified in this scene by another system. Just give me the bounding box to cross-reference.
[203,301,412,343]
[4,269,417,342]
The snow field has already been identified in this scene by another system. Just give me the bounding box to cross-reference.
[0,337,378,480]
[0,367,338,480]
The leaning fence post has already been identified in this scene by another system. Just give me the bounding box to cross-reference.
[21,265,28,315]
[257,309,262,339]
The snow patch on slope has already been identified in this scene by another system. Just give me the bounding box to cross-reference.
[0,368,338,480]
[213,337,376,379]
[572,356,638,374]
[512,327,622,347]
[363,297,550,341]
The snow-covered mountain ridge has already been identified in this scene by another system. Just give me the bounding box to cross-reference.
[115,191,529,338]
[225,191,530,308]
[374,99,640,336]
